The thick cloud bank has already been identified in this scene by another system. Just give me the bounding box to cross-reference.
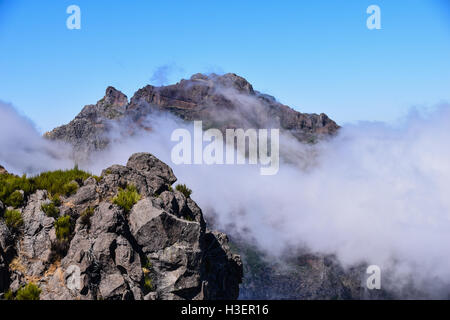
[88,105,450,297]
[2,99,450,297]
[0,101,73,174]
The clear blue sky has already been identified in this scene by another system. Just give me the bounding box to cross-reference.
[0,0,449,132]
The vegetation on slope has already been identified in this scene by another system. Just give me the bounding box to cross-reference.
[0,166,98,208]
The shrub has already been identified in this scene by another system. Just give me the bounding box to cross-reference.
[142,258,152,270]
[0,174,33,206]
[55,215,71,241]
[41,202,60,219]
[144,275,153,291]
[113,185,141,213]
[0,166,93,206]
[4,209,23,230]
[30,167,89,196]
[6,190,24,208]
[79,206,95,227]
[175,184,192,198]
[3,289,14,300]
[51,194,61,206]
[62,181,79,197]
[15,283,41,300]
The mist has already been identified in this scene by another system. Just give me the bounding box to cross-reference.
[86,96,450,297]
[2,94,450,297]
[0,101,73,174]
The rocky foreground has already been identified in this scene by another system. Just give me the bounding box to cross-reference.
[0,153,242,300]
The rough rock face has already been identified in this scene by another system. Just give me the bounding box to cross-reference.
[0,153,242,300]
[0,166,8,175]
[46,73,339,156]
[234,242,374,300]
[44,87,129,156]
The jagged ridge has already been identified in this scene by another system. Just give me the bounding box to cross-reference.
[45,73,339,156]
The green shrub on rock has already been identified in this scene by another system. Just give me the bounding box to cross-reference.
[62,181,79,197]
[41,202,60,219]
[113,185,141,213]
[4,209,23,230]
[175,184,192,198]
[3,289,14,300]
[6,190,24,208]
[0,166,93,206]
[15,283,41,300]
[55,215,71,241]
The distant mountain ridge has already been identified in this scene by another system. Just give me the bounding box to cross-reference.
[45,73,339,155]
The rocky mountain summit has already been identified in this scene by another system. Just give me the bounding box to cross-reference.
[45,73,339,156]
[0,153,242,300]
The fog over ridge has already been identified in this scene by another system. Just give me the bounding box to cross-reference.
[1,97,450,297]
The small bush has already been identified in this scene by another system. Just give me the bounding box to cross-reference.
[15,283,41,300]
[0,174,33,206]
[113,185,141,213]
[55,215,71,241]
[51,194,62,206]
[143,275,153,291]
[175,184,192,198]
[142,258,152,271]
[31,167,90,196]
[3,289,14,300]
[6,190,24,208]
[167,185,173,192]
[41,202,60,219]
[0,166,93,206]
[62,181,79,197]
[4,209,23,230]
[80,207,95,227]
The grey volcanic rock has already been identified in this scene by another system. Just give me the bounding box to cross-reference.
[234,240,395,300]
[45,73,339,157]
[0,215,13,295]
[0,166,8,175]
[0,153,242,300]
[127,73,338,140]
[44,86,129,157]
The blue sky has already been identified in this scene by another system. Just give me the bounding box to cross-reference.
[0,0,449,132]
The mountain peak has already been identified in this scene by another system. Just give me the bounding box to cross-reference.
[0,165,8,175]
[189,73,254,94]
[102,86,128,108]
[46,73,339,156]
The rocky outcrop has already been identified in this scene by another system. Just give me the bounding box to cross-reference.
[44,87,129,157]
[0,153,242,300]
[234,241,392,300]
[0,166,8,175]
[127,73,338,139]
[45,73,339,156]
